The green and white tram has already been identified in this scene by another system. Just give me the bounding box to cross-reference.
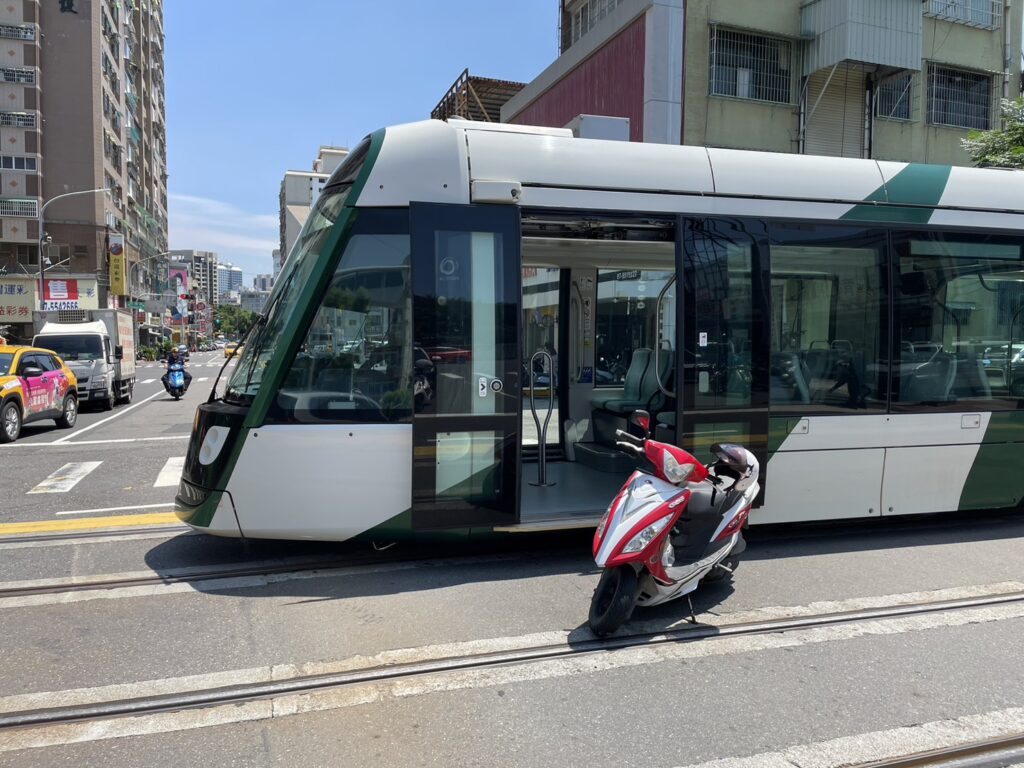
[177,118,1024,541]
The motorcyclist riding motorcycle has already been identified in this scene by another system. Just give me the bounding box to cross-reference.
[161,348,192,392]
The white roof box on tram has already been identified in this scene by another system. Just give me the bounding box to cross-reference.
[446,118,573,138]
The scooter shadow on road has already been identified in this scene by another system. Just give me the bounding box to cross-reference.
[564,578,739,646]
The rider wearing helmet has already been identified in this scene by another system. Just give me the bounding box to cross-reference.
[161,347,192,391]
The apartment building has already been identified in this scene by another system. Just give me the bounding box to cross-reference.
[169,249,218,307]
[0,0,167,341]
[502,0,1023,164]
[216,262,242,301]
[278,146,348,272]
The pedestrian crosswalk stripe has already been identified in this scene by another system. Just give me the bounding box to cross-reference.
[27,462,103,494]
[154,456,186,488]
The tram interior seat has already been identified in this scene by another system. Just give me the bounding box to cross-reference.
[951,355,992,399]
[590,348,651,412]
[900,352,956,402]
[770,351,811,404]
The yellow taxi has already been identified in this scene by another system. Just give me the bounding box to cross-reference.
[0,345,79,443]
[224,342,243,358]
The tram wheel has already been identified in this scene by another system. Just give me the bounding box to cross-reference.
[588,566,638,637]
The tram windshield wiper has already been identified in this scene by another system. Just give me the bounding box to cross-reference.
[210,314,266,405]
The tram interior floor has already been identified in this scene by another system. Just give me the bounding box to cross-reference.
[519,460,626,520]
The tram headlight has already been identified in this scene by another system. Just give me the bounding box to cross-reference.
[622,515,672,554]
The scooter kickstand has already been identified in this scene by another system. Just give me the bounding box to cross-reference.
[687,595,698,624]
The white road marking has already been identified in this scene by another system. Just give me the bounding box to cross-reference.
[197,377,209,382]
[1,435,189,449]
[2,585,1024,752]
[141,378,156,384]
[673,708,1024,768]
[55,502,175,517]
[52,390,165,444]
[153,456,185,487]
[26,462,103,494]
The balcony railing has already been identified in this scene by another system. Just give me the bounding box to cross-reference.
[0,198,38,217]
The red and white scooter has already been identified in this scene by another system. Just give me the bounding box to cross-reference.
[588,410,760,636]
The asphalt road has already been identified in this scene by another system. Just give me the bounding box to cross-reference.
[1,352,231,524]
[0,356,1022,767]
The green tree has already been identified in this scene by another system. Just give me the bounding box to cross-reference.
[214,305,257,339]
[961,98,1024,168]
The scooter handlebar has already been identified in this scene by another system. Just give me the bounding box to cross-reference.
[615,441,643,456]
[614,429,643,445]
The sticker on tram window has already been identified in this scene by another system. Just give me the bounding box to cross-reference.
[580,366,593,384]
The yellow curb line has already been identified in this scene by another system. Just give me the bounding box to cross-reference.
[0,512,183,536]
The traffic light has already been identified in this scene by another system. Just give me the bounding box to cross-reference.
[179,294,188,300]
[215,318,222,328]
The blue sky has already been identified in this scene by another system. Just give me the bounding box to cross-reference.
[165,1,559,285]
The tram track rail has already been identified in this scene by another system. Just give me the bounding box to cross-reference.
[852,732,1024,767]
[2,586,1023,733]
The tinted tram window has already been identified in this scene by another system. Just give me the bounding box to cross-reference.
[682,218,759,411]
[893,233,1024,410]
[769,226,888,412]
[270,231,413,424]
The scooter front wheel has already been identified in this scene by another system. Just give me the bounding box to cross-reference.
[588,566,639,636]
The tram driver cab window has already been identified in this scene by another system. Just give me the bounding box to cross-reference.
[269,215,414,425]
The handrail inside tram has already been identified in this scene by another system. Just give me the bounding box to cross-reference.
[655,277,676,397]
[529,349,556,487]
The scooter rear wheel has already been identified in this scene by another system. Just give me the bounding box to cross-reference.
[588,566,639,636]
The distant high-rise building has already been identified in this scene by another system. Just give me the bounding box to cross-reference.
[272,249,281,281]
[253,273,273,292]
[216,262,243,299]
[278,146,347,272]
[169,249,218,306]
[240,289,269,314]
[0,0,167,340]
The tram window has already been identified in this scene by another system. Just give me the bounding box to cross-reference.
[682,218,759,411]
[893,232,1024,410]
[270,231,413,424]
[769,225,888,412]
[594,269,674,388]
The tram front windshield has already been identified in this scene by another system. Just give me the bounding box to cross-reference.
[225,191,348,403]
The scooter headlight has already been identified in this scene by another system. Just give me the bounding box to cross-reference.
[622,515,672,554]
[662,450,696,485]
[595,497,618,540]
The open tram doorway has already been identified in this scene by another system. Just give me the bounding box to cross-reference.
[515,213,678,526]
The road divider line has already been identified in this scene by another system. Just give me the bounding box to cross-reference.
[26,462,102,494]
[52,389,165,444]
[197,377,209,382]
[141,378,156,384]
[153,457,185,487]
[0,512,181,537]
[55,502,175,517]
[1,435,190,448]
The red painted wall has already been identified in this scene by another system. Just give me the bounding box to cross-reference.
[509,17,645,142]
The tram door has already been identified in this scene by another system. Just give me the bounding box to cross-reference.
[410,203,522,529]
[675,217,770,497]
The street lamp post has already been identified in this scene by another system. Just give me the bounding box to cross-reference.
[128,251,174,352]
[37,188,109,311]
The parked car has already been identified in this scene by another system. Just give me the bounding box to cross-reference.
[0,345,79,443]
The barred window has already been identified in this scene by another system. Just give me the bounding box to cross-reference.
[876,73,913,121]
[927,65,992,130]
[0,112,35,128]
[710,28,792,104]
[0,198,38,217]
[926,0,1002,30]
[0,24,34,41]
[0,68,35,85]
[569,0,621,44]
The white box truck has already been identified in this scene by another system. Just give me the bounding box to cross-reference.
[32,309,136,409]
